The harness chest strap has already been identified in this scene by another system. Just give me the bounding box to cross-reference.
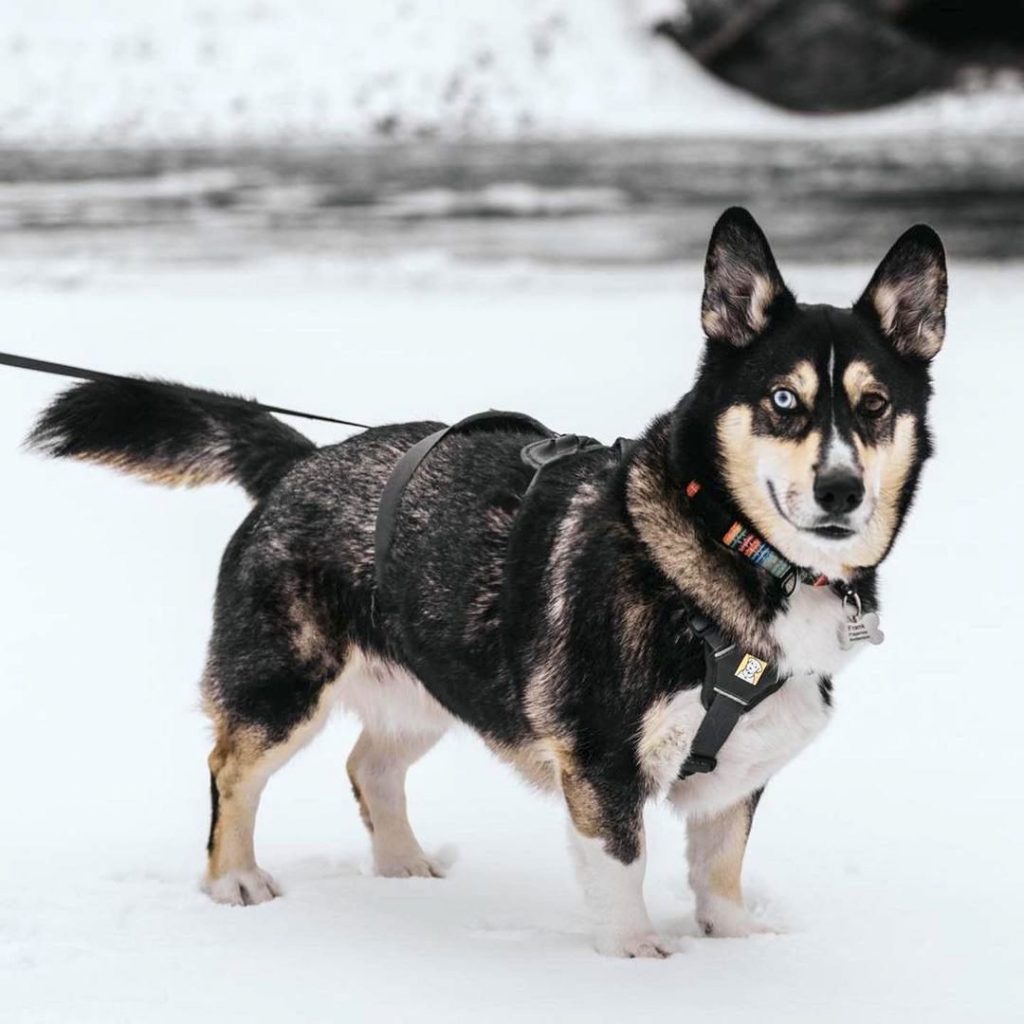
[677,612,785,778]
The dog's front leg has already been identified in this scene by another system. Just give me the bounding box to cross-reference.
[687,789,773,937]
[563,774,670,958]
[568,823,670,958]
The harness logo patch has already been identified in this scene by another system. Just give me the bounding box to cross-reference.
[735,654,768,686]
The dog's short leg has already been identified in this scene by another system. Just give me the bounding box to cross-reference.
[347,728,446,879]
[204,731,281,906]
[562,771,670,958]
[204,706,333,906]
[687,789,772,937]
[569,826,669,958]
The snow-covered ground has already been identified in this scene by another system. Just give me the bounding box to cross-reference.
[2,258,1023,1021]
[2,0,1022,144]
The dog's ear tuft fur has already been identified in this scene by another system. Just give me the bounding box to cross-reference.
[856,225,947,362]
[701,207,792,348]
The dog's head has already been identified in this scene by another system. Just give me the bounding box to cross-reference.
[684,207,946,578]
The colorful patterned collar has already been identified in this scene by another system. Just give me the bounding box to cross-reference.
[685,480,832,594]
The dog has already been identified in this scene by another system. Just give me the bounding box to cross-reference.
[28,208,946,957]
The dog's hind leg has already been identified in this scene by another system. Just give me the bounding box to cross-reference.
[339,650,452,878]
[203,685,337,905]
[347,728,446,879]
[204,723,282,906]
[687,789,772,937]
[199,520,354,905]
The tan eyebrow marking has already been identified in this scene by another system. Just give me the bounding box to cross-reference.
[843,360,885,406]
[776,360,819,407]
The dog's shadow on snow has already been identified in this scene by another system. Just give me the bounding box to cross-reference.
[283,842,459,883]
[238,850,795,956]
[243,845,603,952]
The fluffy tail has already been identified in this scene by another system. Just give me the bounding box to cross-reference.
[28,378,317,502]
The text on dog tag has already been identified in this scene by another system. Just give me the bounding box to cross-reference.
[838,611,885,650]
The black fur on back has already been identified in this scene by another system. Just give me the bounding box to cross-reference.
[28,378,316,502]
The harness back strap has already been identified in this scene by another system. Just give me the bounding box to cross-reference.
[374,411,554,596]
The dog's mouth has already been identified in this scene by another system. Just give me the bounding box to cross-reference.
[807,524,856,540]
[768,482,858,542]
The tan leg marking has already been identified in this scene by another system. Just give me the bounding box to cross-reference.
[688,798,772,938]
[551,742,604,840]
[485,737,560,792]
[203,684,338,905]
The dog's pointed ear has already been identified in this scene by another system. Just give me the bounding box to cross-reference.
[701,207,792,347]
[856,225,947,362]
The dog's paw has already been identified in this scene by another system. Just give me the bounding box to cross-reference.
[697,896,777,938]
[594,931,675,959]
[203,867,281,907]
[375,853,446,880]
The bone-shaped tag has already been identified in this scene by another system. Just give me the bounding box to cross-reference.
[838,611,885,651]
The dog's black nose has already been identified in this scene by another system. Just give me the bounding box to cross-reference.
[814,470,865,514]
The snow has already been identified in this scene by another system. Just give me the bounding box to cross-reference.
[1,0,1022,145]
[378,183,630,219]
[2,257,1024,1021]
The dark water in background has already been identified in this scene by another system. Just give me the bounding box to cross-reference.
[0,134,1021,268]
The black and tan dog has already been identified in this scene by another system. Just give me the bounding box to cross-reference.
[29,208,946,957]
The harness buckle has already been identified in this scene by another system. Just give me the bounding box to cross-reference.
[521,434,597,471]
[521,434,605,494]
[681,754,718,775]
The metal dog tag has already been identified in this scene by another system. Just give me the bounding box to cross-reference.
[838,611,885,650]
[838,589,885,650]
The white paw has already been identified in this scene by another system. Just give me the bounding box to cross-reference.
[203,867,281,907]
[595,931,675,959]
[697,896,777,938]
[374,852,446,880]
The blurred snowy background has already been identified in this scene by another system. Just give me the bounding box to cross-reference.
[2,3,1023,1022]
[1,0,1022,276]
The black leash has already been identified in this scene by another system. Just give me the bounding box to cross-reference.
[0,351,373,431]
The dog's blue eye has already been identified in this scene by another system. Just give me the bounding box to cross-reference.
[771,389,799,412]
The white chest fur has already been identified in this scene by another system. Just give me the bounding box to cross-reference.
[772,583,863,679]
[643,585,863,818]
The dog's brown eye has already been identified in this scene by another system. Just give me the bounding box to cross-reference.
[860,393,890,418]
[771,388,800,413]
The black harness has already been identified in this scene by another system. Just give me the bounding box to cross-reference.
[373,411,791,783]
[677,614,785,777]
